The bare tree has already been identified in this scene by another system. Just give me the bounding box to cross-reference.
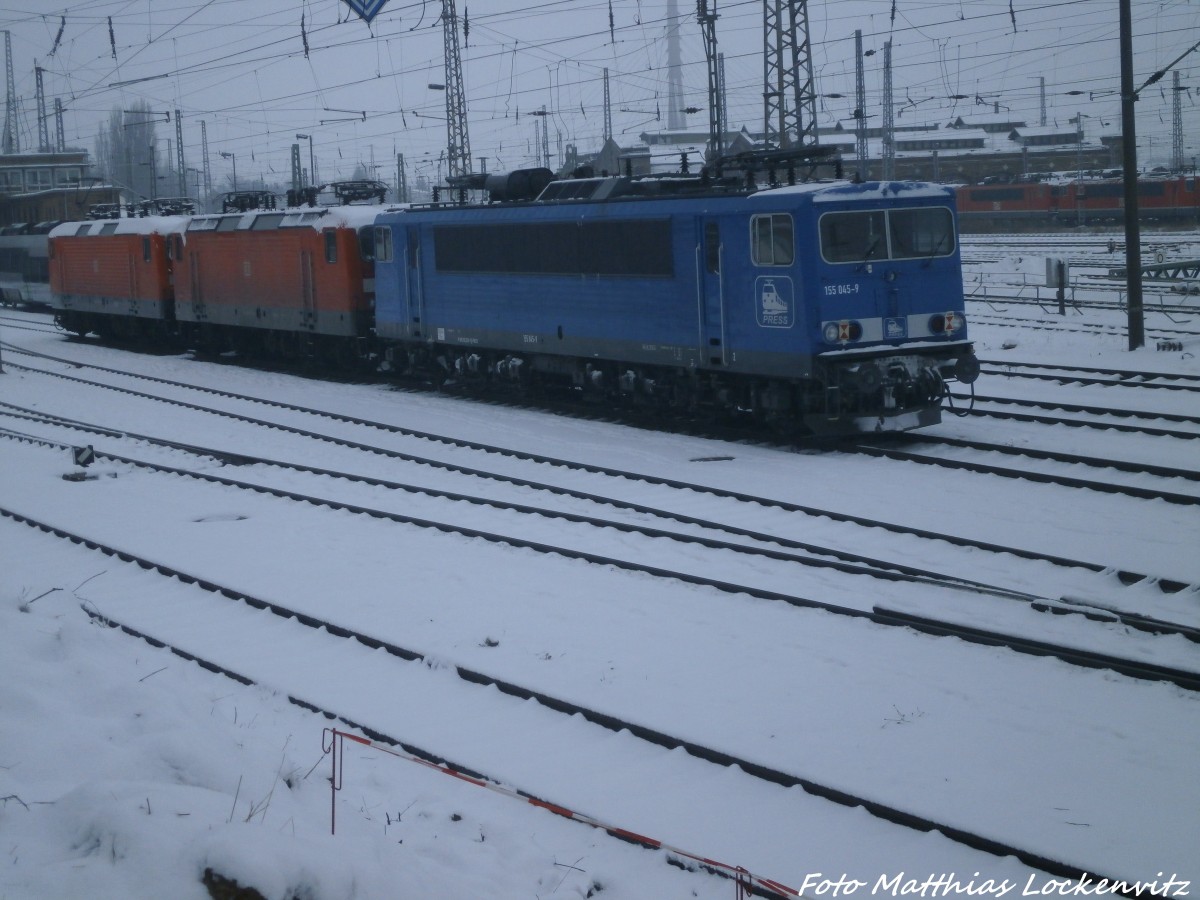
[93,101,161,200]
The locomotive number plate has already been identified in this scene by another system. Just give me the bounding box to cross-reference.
[823,283,861,296]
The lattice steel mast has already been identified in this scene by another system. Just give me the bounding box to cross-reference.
[1172,70,1183,172]
[3,32,18,154]
[697,0,724,160]
[175,108,187,195]
[762,0,818,149]
[54,97,65,151]
[442,0,471,179]
[882,40,894,179]
[854,30,867,179]
[35,63,49,152]
[200,119,212,198]
[602,68,612,142]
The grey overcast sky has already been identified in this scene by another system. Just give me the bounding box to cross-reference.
[1,0,1197,189]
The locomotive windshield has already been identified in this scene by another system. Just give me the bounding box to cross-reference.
[819,207,955,263]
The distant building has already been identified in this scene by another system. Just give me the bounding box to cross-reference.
[1008,125,1080,147]
[895,128,987,152]
[948,113,1028,134]
[0,150,124,226]
[561,112,1125,187]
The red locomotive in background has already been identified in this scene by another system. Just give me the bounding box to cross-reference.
[954,174,1200,231]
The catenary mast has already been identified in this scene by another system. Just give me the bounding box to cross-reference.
[442,0,471,179]
[763,0,819,149]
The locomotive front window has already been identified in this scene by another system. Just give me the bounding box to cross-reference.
[819,208,954,263]
[750,214,793,266]
[819,211,886,263]
[888,207,955,259]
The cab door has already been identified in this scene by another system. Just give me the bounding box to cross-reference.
[406,228,425,339]
[299,249,315,330]
[696,218,725,366]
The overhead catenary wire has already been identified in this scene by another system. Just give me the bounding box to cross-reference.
[1,0,1194,183]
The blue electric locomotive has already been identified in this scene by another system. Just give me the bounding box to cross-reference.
[373,170,977,434]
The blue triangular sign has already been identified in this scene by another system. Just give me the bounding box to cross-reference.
[342,0,389,23]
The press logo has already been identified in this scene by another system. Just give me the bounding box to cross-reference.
[756,275,794,328]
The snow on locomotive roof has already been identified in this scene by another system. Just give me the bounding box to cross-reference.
[807,181,956,202]
[186,204,394,233]
[49,215,191,239]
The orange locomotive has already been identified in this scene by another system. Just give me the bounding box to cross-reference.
[49,216,189,340]
[174,204,380,363]
[48,193,384,365]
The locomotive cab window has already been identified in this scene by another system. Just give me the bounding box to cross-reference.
[819,207,954,263]
[750,214,793,266]
[819,210,885,263]
[142,237,151,262]
[324,229,338,263]
[888,207,955,259]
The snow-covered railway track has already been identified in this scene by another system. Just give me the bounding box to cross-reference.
[978,359,1200,392]
[946,395,1200,439]
[4,358,1197,628]
[949,385,1200,424]
[6,335,1196,652]
[963,289,1199,316]
[0,503,1186,893]
[3,379,1195,601]
[964,309,1200,340]
[4,427,1197,688]
[0,319,61,338]
[852,432,1200,505]
[9,409,1199,654]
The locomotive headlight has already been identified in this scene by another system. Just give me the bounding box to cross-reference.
[929,312,965,335]
[822,320,864,343]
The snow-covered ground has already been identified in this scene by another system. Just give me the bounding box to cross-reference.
[0,248,1197,900]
